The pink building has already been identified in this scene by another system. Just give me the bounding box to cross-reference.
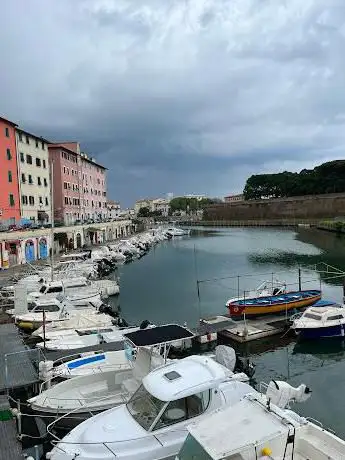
[48,142,107,225]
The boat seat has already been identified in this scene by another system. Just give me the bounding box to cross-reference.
[295,435,342,460]
[121,378,140,395]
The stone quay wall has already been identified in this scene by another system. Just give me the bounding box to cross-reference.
[204,193,345,222]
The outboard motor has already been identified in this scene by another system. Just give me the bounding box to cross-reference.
[266,380,312,409]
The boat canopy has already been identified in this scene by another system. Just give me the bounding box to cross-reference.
[124,324,194,347]
[185,397,291,460]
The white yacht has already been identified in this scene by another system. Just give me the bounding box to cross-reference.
[46,354,252,459]
[176,381,345,460]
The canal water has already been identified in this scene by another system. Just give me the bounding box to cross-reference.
[113,227,345,438]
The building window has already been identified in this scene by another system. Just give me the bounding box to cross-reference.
[6,148,11,160]
[39,196,43,205]
[64,196,69,205]
[29,196,35,205]
[22,195,28,205]
[5,127,9,137]
[18,132,23,142]
[8,171,12,183]
[99,202,102,208]
[26,135,30,144]
[37,177,42,186]
[41,141,45,150]
[42,159,46,168]
[20,152,24,162]
[35,139,39,148]
[9,194,15,207]
[64,182,68,190]
[26,154,32,164]
[45,197,48,206]
[21,173,26,183]
[28,174,33,184]
[44,178,48,187]
[36,157,41,167]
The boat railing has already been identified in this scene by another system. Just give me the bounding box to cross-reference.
[42,379,133,410]
[48,426,191,455]
[306,417,336,435]
[46,390,132,436]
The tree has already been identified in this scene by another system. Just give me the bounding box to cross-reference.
[137,206,150,217]
[243,160,345,200]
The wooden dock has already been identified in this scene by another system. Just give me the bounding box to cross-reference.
[218,315,290,343]
[0,395,22,460]
[0,323,40,391]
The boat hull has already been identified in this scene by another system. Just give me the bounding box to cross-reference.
[228,291,321,317]
[295,324,345,340]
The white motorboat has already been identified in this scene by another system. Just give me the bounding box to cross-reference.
[35,325,141,351]
[46,352,252,459]
[225,278,286,308]
[292,305,345,339]
[165,226,190,237]
[176,380,345,460]
[14,297,100,331]
[46,350,132,380]
[28,277,109,303]
[32,312,115,339]
[30,325,196,429]
[44,324,195,379]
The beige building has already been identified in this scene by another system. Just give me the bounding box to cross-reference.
[16,129,51,223]
[134,199,151,214]
[150,198,170,216]
[224,194,244,203]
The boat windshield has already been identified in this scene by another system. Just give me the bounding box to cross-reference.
[304,313,321,320]
[177,434,213,460]
[127,384,167,431]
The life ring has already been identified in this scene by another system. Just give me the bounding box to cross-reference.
[233,306,239,313]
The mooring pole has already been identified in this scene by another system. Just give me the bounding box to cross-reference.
[298,266,302,291]
[343,278,345,303]
[43,308,46,350]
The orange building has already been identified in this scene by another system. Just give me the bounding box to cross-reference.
[0,116,20,223]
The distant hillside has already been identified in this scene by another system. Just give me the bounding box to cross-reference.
[243,160,345,200]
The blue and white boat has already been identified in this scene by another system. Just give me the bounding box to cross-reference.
[292,305,345,339]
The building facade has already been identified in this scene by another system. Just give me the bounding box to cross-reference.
[224,194,244,203]
[107,200,121,219]
[48,142,107,225]
[0,116,20,224]
[16,129,51,223]
[134,199,151,214]
[150,198,170,216]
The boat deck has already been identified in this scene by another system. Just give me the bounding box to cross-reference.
[0,323,40,391]
[0,395,22,460]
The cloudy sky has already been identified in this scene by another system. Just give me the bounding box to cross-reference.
[1,0,345,206]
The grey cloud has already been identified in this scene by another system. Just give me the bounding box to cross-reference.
[1,0,345,205]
